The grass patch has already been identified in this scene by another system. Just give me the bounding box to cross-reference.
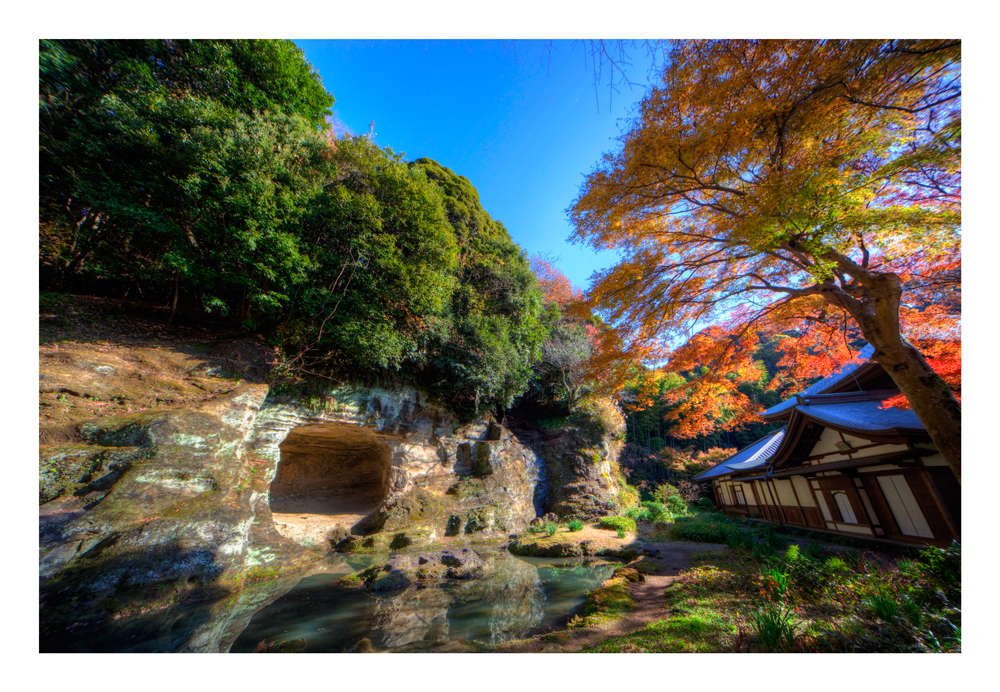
[585,541,961,653]
[630,557,660,575]
[585,612,733,653]
[568,576,637,629]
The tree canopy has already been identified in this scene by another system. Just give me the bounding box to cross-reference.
[39,39,334,321]
[570,40,961,480]
[39,40,547,420]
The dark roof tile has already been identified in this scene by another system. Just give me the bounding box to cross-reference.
[693,429,785,481]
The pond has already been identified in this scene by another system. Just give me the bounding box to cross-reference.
[229,551,620,652]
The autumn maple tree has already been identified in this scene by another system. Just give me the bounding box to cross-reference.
[530,255,583,308]
[570,40,962,481]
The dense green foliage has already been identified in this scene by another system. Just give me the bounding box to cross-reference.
[597,515,636,532]
[40,39,333,315]
[624,501,673,523]
[39,40,545,419]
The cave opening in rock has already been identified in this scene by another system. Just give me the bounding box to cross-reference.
[269,423,391,546]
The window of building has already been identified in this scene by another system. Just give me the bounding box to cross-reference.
[832,491,858,524]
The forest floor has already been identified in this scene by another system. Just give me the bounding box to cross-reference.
[39,293,271,428]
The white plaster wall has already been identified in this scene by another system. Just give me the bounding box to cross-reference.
[773,479,798,506]
[791,476,815,507]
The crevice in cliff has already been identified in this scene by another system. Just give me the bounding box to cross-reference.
[269,423,392,546]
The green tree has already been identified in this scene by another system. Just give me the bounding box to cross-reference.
[412,159,547,417]
[39,39,333,321]
[283,137,458,372]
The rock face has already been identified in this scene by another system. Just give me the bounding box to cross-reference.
[246,387,544,551]
[38,341,547,650]
[511,400,627,521]
[38,330,634,653]
[38,382,318,648]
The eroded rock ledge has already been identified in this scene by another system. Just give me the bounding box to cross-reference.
[38,339,623,652]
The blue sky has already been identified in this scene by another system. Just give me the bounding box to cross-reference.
[294,39,661,291]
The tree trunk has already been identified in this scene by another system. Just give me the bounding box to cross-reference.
[831,272,962,483]
[167,271,180,326]
[864,334,961,483]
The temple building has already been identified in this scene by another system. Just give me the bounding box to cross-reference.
[693,345,960,546]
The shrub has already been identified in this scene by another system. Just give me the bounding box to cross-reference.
[725,528,755,551]
[653,483,680,504]
[919,542,961,602]
[826,557,849,573]
[567,519,584,532]
[804,541,825,560]
[762,568,789,602]
[624,505,646,521]
[615,482,641,511]
[598,516,637,532]
[617,529,626,539]
[669,515,730,544]
[785,555,830,598]
[841,548,864,572]
[863,593,900,623]
[750,602,797,652]
[626,501,672,523]
[544,522,558,537]
[900,594,923,628]
[896,558,920,578]
[644,501,672,522]
[696,497,715,510]
[665,495,687,514]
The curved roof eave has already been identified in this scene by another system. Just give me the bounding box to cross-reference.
[760,344,877,421]
[766,400,927,469]
[693,428,785,482]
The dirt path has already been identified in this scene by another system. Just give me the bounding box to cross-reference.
[504,537,728,652]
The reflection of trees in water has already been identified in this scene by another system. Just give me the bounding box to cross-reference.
[482,553,545,644]
[487,578,545,645]
[232,553,616,651]
[369,552,546,647]
[371,586,452,649]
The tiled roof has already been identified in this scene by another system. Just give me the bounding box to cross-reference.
[693,429,785,481]
[761,344,876,417]
[796,399,925,433]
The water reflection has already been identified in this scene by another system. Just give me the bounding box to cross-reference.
[230,552,618,652]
